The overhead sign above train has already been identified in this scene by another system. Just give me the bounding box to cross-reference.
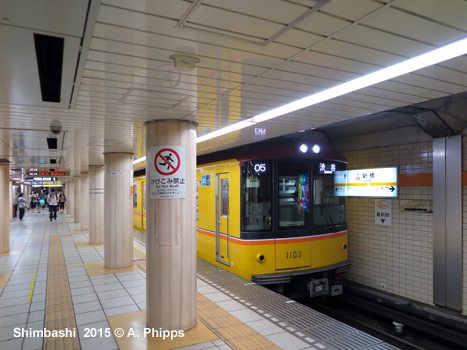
[334,167,398,198]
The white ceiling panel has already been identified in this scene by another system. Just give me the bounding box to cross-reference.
[332,25,433,57]
[308,39,405,67]
[392,74,466,95]
[274,29,324,49]
[359,7,465,45]
[395,0,467,31]
[295,11,351,36]
[292,51,377,75]
[322,0,384,21]
[1,0,467,176]
[101,0,191,19]
[185,5,284,40]
[0,0,88,37]
[203,0,309,23]
[263,63,359,84]
[95,6,303,59]
[0,25,81,108]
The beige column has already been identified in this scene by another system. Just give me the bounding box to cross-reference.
[24,186,30,206]
[0,164,10,253]
[104,153,133,268]
[74,176,80,223]
[67,180,74,216]
[145,120,197,331]
[89,165,104,245]
[79,172,89,231]
[9,180,13,220]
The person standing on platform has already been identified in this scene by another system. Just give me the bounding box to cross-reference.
[30,192,38,213]
[17,193,28,221]
[58,191,66,213]
[48,189,59,221]
[40,189,47,210]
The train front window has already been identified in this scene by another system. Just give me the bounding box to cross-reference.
[313,171,346,228]
[241,161,272,231]
[278,161,309,228]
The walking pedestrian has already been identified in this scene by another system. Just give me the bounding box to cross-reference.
[48,189,59,221]
[17,193,28,221]
[30,192,38,213]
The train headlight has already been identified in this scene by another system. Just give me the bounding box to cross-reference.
[299,143,309,153]
[312,143,321,154]
[256,254,266,263]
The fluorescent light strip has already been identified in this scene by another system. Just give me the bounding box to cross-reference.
[196,120,256,143]
[133,156,146,165]
[196,36,467,143]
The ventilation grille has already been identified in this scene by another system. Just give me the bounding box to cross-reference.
[34,33,64,103]
[47,138,58,149]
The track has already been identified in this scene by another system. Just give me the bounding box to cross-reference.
[297,286,467,350]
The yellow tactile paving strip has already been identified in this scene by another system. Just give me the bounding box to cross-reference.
[44,235,80,350]
[0,272,11,288]
[69,230,88,234]
[129,246,280,350]
[42,234,283,349]
[197,293,281,350]
[133,246,147,271]
[108,311,218,350]
[74,241,104,249]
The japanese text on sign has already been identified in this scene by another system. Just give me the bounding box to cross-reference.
[375,199,392,226]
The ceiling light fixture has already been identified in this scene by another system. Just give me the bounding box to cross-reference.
[133,156,146,165]
[170,54,200,71]
[196,36,467,143]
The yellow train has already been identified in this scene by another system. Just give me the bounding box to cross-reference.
[134,138,350,297]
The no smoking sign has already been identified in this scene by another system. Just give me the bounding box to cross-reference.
[150,146,186,199]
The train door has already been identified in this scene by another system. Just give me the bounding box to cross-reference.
[216,173,230,266]
[142,181,146,230]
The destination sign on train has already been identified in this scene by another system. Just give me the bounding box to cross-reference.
[334,167,398,198]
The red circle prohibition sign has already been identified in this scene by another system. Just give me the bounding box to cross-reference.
[155,148,181,175]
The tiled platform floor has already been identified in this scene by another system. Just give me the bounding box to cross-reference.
[0,211,399,350]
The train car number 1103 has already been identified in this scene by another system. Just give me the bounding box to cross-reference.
[286,251,302,259]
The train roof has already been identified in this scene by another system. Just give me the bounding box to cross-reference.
[197,138,346,165]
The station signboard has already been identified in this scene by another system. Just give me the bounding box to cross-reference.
[334,167,398,198]
[26,177,57,182]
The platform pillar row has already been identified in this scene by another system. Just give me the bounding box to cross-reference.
[80,171,89,231]
[103,152,133,268]
[88,165,104,245]
[145,120,197,331]
[64,181,70,214]
[67,180,74,217]
[0,163,9,253]
[74,175,80,223]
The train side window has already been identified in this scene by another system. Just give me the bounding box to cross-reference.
[220,179,229,217]
[241,161,272,231]
[313,175,346,228]
[278,160,309,228]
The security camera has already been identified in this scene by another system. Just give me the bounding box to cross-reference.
[50,120,62,135]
